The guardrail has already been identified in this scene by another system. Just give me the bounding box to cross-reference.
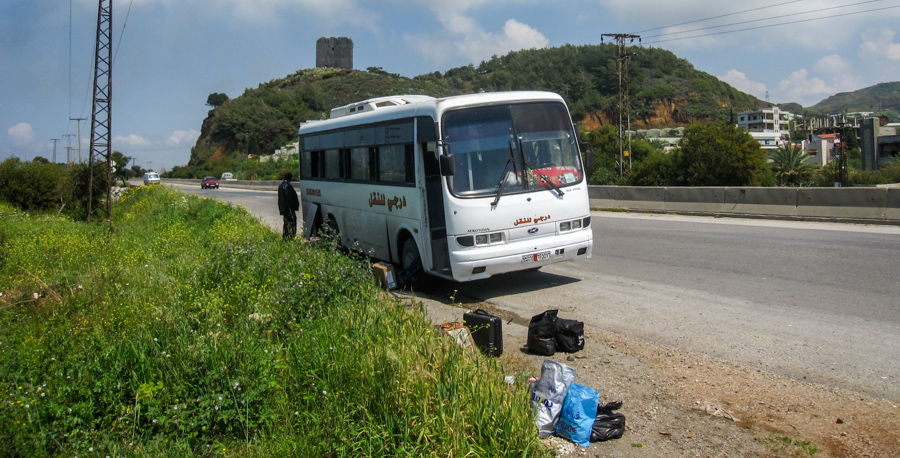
[589,185,900,223]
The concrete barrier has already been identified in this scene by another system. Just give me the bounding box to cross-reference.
[162,178,281,191]
[724,187,798,217]
[887,188,900,221]
[615,187,666,210]
[587,185,900,223]
[588,186,617,208]
[796,188,887,219]
[665,187,727,213]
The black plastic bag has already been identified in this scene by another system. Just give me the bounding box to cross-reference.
[555,318,585,353]
[590,401,625,442]
[527,310,558,355]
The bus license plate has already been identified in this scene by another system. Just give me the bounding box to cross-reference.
[523,251,551,263]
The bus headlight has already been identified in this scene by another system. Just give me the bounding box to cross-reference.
[559,218,587,232]
[457,235,475,247]
[464,232,504,247]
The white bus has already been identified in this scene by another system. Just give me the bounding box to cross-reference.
[297,91,593,288]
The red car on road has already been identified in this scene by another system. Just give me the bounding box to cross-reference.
[201,176,219,189]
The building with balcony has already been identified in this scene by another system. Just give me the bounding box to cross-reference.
[737,107,793,150]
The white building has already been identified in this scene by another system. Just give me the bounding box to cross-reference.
[261,142,299,162]
[737,107,792,150]
[802,133,839,167]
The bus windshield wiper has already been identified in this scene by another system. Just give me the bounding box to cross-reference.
[515,136,563,198]
[491,158,514,207]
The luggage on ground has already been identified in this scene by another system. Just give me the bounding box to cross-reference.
[555,318,585,353]
[463,308,503,356]
[527,310,558,355]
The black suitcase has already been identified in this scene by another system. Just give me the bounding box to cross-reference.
[463,309,503,356]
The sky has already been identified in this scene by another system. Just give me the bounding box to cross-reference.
[3,0,900,171]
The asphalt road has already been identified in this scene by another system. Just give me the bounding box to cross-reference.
[168,182,900,401]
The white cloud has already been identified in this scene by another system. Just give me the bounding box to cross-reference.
[406,13,548,67]
[113,134,152,148]
[775,69,834,106]
[167,129,200,146]
[719,70,767,99]
[7,123,34,145]
[600,0,897,52]
[860,28,900,61]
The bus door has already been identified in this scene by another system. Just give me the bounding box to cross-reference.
[418,118,450,275]
[423,143,450,275]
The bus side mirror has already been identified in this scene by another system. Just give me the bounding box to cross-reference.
[580,142,594,179]
[440,154,456,176]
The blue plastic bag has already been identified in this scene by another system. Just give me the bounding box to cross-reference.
[555,383,600,447]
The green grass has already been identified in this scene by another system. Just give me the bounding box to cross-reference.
[756,434,820,456]
[0,186,547,457]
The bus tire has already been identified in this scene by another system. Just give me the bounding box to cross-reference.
[400,238,435,292]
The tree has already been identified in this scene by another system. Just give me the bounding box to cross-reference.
[627,150,676,186]
[206,92,229,108]
[110,150,132,185]
[770,145,817,186]
[674,122,771,186]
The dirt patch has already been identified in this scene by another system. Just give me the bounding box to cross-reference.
[400,292,900,457]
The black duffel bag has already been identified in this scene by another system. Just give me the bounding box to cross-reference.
[527,310,558,356]
[555,318,585,353]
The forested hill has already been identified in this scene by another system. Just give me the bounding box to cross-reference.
[807,81,900,117]
[187,43,763,168]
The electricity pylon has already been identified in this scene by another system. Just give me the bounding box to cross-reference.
[87,0,112,221]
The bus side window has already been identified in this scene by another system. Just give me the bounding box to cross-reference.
[369,147,378,182]
[300,150,311,178]
[405,144,415,184]
[309,150,323,178]
[423,142,440,177]
[350,147,369,181]
[324,149,340,179]
[339,148,351,180]
[379,144,407,183]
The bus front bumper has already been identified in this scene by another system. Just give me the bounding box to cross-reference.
[447,230,593,282]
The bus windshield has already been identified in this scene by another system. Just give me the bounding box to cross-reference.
[443,102,583,198]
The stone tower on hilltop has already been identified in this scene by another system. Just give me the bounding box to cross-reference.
[316,37,353,70]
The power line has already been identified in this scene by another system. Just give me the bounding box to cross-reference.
[630,0,805,34]
[643,4,900,45]
[642,0,887,40]
[113,0,135,65]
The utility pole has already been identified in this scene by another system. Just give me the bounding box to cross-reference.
[87,0,113,222]
[50,138,60,163]
[63,134,76,164]
[70,117,87,163]
[837,121,849,187]
[602,33,640,179]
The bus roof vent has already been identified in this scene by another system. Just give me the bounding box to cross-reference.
[330,95,433,118]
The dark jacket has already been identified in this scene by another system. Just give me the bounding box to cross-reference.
[278,180,300,215]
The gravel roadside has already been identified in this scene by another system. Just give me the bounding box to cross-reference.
[395,289,900,457]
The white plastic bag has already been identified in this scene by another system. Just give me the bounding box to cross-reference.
[530,359,576,438]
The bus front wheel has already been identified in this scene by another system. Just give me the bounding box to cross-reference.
[400,238,434,292]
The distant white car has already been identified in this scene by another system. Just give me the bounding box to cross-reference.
[143,172,161,185]
[220,172,236,181]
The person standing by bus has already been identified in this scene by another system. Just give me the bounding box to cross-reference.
[278,172,300,240]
